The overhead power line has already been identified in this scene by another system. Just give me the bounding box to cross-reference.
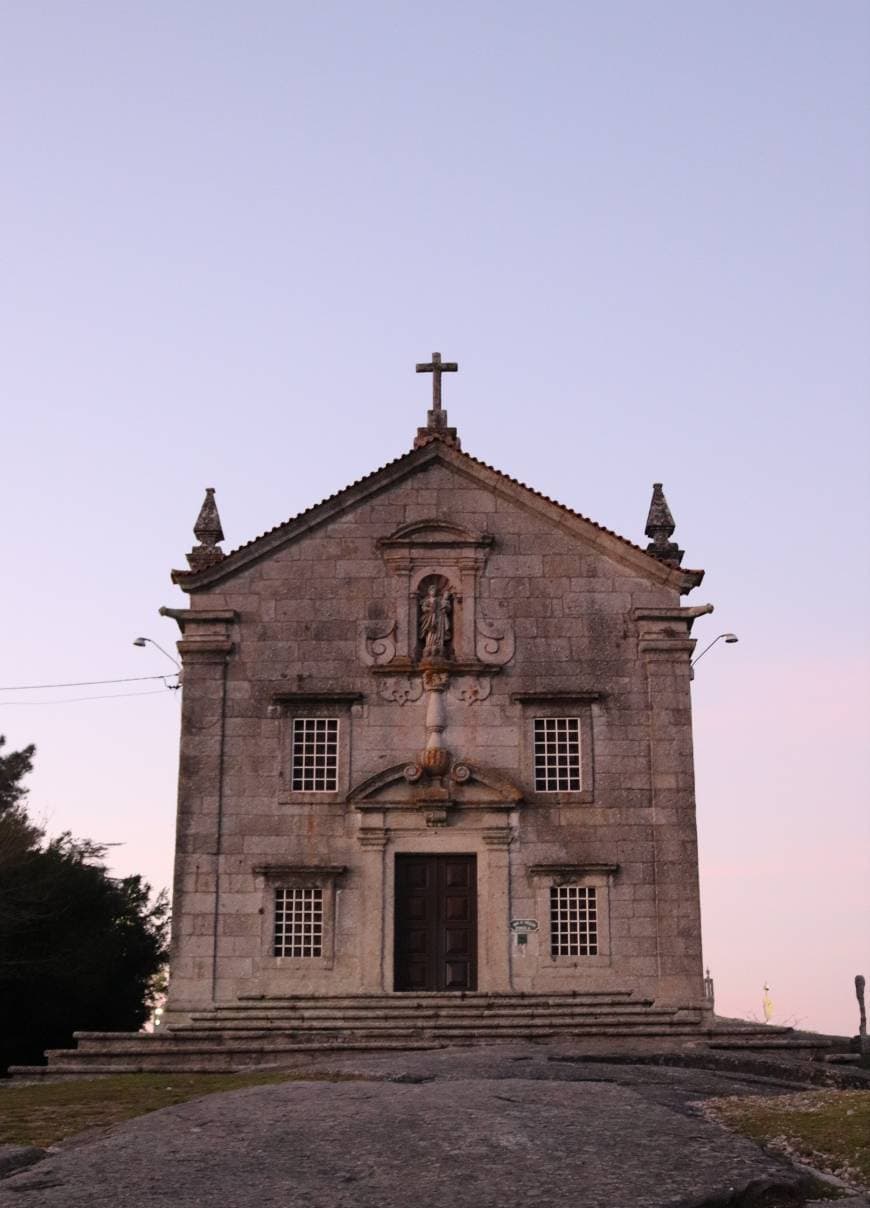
[0,689,176,706]
[0,674,177,692]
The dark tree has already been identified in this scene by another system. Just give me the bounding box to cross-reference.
[0,737,169,1072]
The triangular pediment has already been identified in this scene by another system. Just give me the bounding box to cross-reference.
[172,439,702,593]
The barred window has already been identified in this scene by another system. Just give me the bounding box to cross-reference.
[534,717,581,791]
[291,718,339,791]
[274,887,323,957]
[550,885,597,956]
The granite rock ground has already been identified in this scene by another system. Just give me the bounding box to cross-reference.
[1,1045,866,1208]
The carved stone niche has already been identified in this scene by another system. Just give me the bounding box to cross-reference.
[375,520,493,664]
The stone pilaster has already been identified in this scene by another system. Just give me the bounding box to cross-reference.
[356,818,388,991]
[481,827,514,992]
[161,608,237,1023]
[636,607,711,1008]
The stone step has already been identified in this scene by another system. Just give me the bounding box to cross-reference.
[66,1022,709,1059]
[46,1038,451,1059]
[171,1014,699,1037]
[88,1013,701,1039]
[708,1038,840,1051]
[192,997,660,1013]
[230,992,643,1008]
[33,1027,850,1080]
[10,1064,259,1076]
[181,1006,680,1028]
[10,1039,445,1077]
[238,990,638,1000]
[10,1029,722,1078]
[186,1000,661,1022]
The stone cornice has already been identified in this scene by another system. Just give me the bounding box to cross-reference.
[638,638,696,656]
[357,827,389,849]
[252,864,348,879]
[482,826,514,848]
[632,604,713,631]
[176,637,233,660]
[511,691,604,704]
[159,605,238,662]
[634,604,713,657]
[369,659,502,678]
[529,863,620,878]
[159,606,239,632]
[271,691,364,705]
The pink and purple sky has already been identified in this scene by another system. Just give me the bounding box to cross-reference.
[2,2,868,1035]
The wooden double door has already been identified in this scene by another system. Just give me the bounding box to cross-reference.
[394,854,477,992]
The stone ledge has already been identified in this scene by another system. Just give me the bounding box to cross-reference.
[159,606,239,631]
[271,691,364,705]
[252,864,347,879]
[529,863,620,877]
[368,660,502,677]
[511,691,604,704]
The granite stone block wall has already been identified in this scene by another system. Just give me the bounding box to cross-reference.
[164,448,706,1020]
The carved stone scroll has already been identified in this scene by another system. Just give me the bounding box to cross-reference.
[359,620,397,667]
[475,615,515,666]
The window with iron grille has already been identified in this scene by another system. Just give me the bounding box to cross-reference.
[533,717,581,791]
[274,887,323,957]
[291,718,339,791]
[550,885,598,956]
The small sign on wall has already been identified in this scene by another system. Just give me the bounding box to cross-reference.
[510,919,538,932]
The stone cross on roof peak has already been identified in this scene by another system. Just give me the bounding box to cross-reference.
[414,351,461,450]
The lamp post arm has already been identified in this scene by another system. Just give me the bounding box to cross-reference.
[691,632,738,669]
[134,637,182,671]
[148,640,181,670]
[691,635,725,668]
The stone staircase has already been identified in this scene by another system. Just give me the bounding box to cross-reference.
[9,991,829,1077]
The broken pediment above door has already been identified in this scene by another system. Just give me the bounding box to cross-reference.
[348,759,523,828]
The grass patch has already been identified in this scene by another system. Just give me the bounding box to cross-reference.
[0,1071,344,1148]
[704,1089,870,1195]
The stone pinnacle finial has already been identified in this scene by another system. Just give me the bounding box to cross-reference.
[645,483,684,566]
[186,487,226,571]
[414,351,461,450]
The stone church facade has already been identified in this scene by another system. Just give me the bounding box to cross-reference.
[161,361,712,1026]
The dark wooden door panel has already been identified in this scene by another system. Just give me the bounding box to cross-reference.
[395,854,477,992]
[444,961,469,989]
[444,860,471,887]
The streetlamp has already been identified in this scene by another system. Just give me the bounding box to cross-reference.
[133,637,182,687]
[690,633,738,679]
[692,633,738,667]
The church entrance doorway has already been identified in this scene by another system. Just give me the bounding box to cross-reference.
[394,854,477,992]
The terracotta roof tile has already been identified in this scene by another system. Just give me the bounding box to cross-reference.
[218,447,417,561]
